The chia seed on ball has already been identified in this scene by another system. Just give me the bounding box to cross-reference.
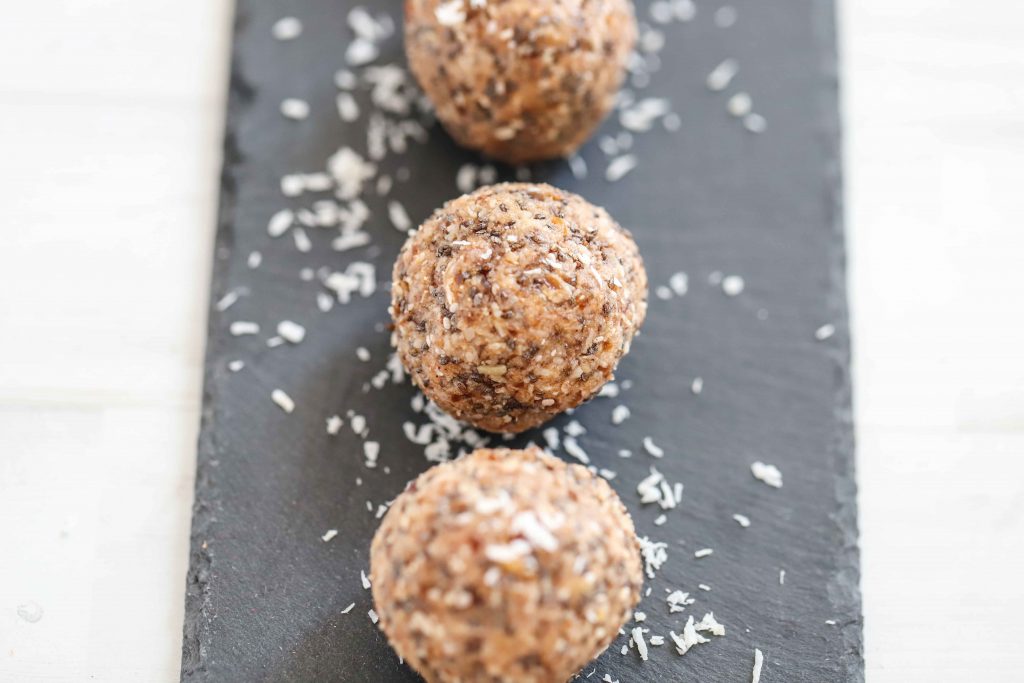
[405,0,638,163]
[370,447,643,683]
[390,183,648,433]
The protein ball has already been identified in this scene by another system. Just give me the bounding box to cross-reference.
[390,183,648,433]
[370,447,643,683]
[405,0,637,163]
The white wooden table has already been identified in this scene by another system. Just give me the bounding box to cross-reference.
[1,1,1021,680]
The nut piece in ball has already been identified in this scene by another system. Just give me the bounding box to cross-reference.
[370,447,643,683]
[390,183,648,433]
[405,0,638,163]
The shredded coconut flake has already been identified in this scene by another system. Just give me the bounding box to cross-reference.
[277,320,306,344]
[563,436,591,464]
[280,98,310,120]
[744,113,767,133]
[268,208,294,237]
[230,321,260,336]
[272,16,303,41]
[271,389,295,413]
[815,323,836,341]
[606,154,638,182]
[707,58,739,91]
[321,529,338,542]
[751,461,783,488]
[632,627,649,661]
[388,200,412,231]
[326,415,343,435]
[733,513,751,528]
[642,437,665,458]
[752,648,764,683]
[722,275,745,296]
[435,0,467,25]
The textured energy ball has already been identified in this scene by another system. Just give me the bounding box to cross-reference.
[404,0,637,163]
[370,447,643,683]
[390,183,647,433]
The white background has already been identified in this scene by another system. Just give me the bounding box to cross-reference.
[1,0,1022,680]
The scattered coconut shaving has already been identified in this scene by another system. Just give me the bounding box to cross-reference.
[751,461,783,488]
[271,389,295,413]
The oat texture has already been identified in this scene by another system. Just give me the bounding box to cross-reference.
[390,183,648,433]
[370,447,643,683]
[405,0,637,163]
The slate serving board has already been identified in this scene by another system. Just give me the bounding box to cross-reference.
[181,0,863,680]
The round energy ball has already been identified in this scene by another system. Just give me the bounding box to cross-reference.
[404,0,637,163]
[390,183,647,433]
[370,447,643,683]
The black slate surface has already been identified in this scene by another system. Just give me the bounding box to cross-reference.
[182,1,863,681]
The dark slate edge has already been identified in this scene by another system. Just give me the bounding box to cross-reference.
[815,0,865,679]
[181,3,250,679]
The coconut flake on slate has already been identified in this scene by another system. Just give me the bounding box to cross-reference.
[267,208,294,237]
[691,377,704,394]
[706,58,739,92]
[752,648,765,683]
[216,290,242,312]
[727,92,753,118]
[669,272,688,296]
[632,627,649,661]
[744,113,768,133]
[815,323,836,341]
[277,320,306,344]
[564,420,586,437]
[230,321,260,336]
[569,155,588,180]
[271,389,295,413]
[387,200,412,231]
[714,5,738,28]
[642,437,665,458]
[364,441,380,467]
[694,548,713,558]
[272,16,302,41]
[326,415,343,435]
[695,612,726,636]
[321,529,338,542]
[611,405,631,425]
[563,436,590,464]
[336,92,360,122]
[247,251,262,268]
[368,609,379,624]
[722,275,745,296]
[361,570,372,589]
[751,461,783,488]
[542,427,560,451]
[666,590,694,613]
[779,569,786,585]
[670,616,709,656]
[606,154,638,182]
[638,536,668,578]
[733,513,751,528]
[280,98,310,120]
[228,360,245,372]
